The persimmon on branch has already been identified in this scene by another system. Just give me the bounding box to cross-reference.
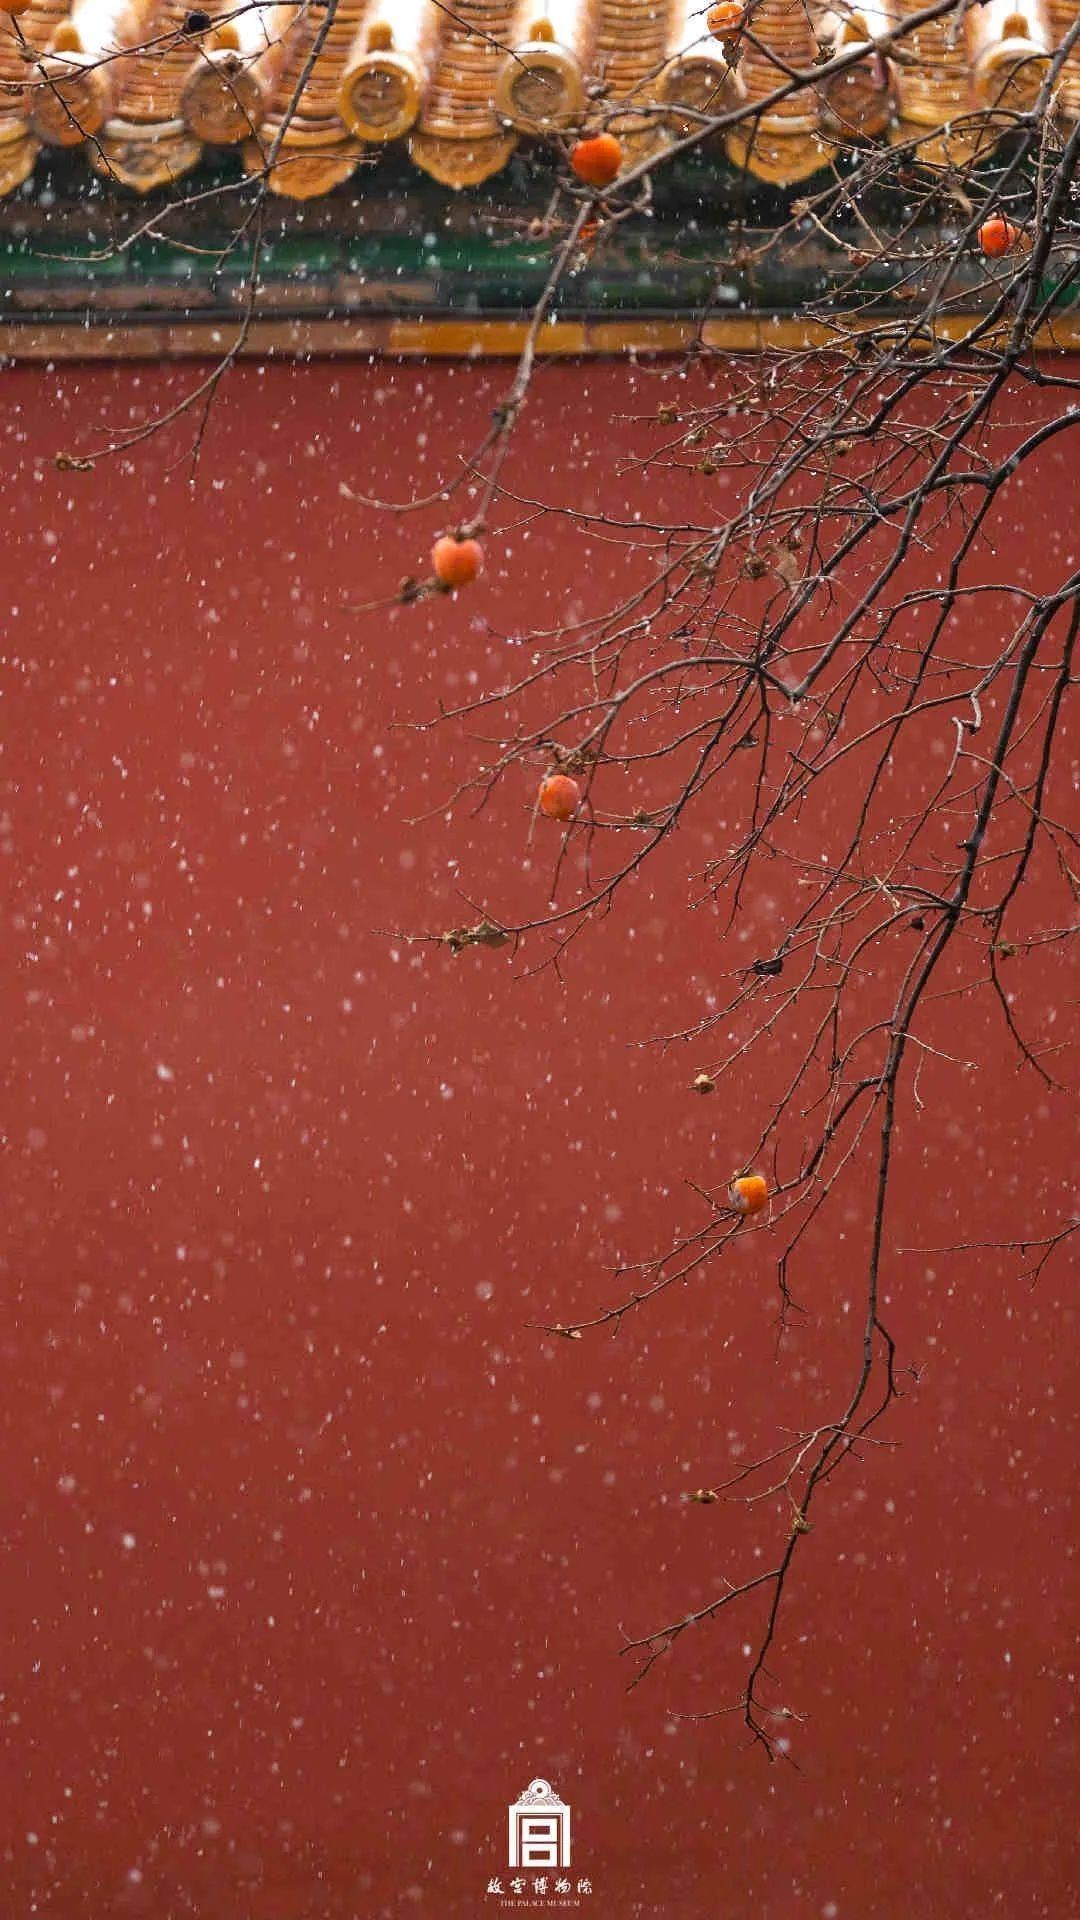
[22,0,1080,1754]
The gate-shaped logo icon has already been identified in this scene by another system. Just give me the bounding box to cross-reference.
[507,1778,571,1869]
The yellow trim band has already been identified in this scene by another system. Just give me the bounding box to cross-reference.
[1,312,1078,360]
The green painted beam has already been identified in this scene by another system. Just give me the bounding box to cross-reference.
[1,141,1075,328]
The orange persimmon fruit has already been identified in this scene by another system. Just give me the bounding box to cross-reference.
[538,774,581,822]
[570,132,622,189]
[730,1173,769,1216]
[978,215,1021,259]
[707,2,747,38]
[431,534,482,590]
[0,0,35,15]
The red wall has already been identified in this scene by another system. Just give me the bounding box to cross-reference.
[0,359,1075,1919]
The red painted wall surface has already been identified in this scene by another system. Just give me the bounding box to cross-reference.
[0,359,1075,1920]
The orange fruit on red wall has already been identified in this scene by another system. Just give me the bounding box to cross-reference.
[570,134,622,189]
[978,216,1021,259]
[730,1173,769,1216]
[538,774,581,822]
[431,535,482,590]
[706,2,746,39]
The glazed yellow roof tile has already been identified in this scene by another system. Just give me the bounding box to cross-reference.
[0,0,1077,197]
